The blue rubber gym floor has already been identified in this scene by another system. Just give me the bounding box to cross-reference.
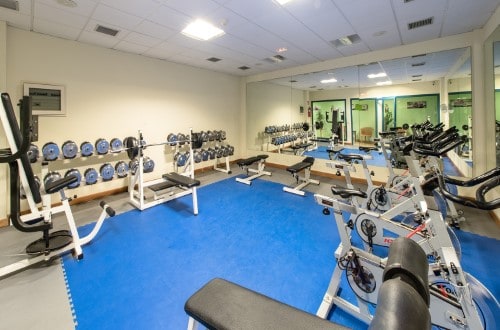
[62,177,499,330]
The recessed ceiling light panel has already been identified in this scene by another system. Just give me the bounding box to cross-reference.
[182,19,225,41]
[321,78,337,84]
[367,72,387,79]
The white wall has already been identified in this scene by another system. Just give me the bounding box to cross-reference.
[1,27,242,220]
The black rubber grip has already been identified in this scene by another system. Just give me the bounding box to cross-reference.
[100,201,116,217]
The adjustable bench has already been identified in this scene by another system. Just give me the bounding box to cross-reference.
[235,154,271,185]
[291,142,313,156]
[184,278,348,330]
[283,156,320,196]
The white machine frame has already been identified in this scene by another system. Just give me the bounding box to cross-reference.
[235,156,271,185]
[128,130,199,214]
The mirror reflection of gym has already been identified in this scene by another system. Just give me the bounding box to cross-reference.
[246,47,472,176]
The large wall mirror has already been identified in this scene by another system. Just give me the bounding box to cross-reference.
[246,47,472,177]
[494,41,500,168]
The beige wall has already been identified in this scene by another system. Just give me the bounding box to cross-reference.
[1,27,242,220]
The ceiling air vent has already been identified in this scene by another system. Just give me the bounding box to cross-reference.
[411,62,426,67]
[0,0,18,11]
[207,57,222,62]
[412,74,423,77]
[95,24,120,37]
[238,66,250,70]
[412,54,426,58]
[408,17,434,30]
[331,34,361,47]
[404,0,415,3]
[263,55,286,64]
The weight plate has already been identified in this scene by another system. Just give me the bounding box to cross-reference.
[215,130,221,141]
[222,146,229,157]
[64,169,82,189]
[177,133,186,145]
[191,132,203,149]
[42,142,60,161]
[100,163,115,181]
[193,151,202,163]
[177,153,188,167]
[115,161,129,178]
[220,130,226,140]
[143,157,155,173]
[43,171,62,187]
[110,138,123,152]
[227,145,234,156]
[208,148,216,160]
[80,141,94,157]
[62,140,78,159]
[124,137,139,160]
[200,131,208,142]
[95,138,110,155]
[167,133,177,146]
[201,149,209,161]
[84,168,98,185]
[215,147,223,158]
[27,144,39,163]
[129,159,139,175]
[207,130,215,141]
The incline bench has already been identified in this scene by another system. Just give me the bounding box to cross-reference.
[235,155,271,185]
[290,142,313,156]
[283,156,319,196]
[184,237,431,330]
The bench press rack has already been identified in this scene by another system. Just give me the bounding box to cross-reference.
[235,154,271,185]
[128,130,200,213]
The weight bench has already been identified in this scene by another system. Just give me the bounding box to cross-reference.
[235,154,271,185]
[283,156,320,196]
[291,142,313,156]
[184,239,430,330]
[184,278,348,330]
[326,146,344,160]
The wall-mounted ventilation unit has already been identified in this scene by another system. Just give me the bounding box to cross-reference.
[238,66,250,70]
[0,0,18,11]
[95,25,120,37]
[408,17,434,30]
[207,57,222,62]
[411,62,426,67]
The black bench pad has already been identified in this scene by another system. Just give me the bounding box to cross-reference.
[286,157,314,174]
[162,173,200,188]
[331,185,367,199]
[326,146,345,154]
[148,181,176,192]
[185,278,348,330]
[358,146,378,153]
[45,175,78,194]
[237,154,268,167]
[338,153,363,161]
[291,143,313,150]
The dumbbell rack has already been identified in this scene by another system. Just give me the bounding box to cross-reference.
[264,122,311,154]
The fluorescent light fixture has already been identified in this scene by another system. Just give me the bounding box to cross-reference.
[338,37,352,46]
[276,0,293,4]
[276,47,288,53]
[182,19,225,41]
[367,72,387,79]
[321,78,337,84]
[376,80,392,86]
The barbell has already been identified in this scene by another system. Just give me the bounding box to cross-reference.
[122,132,204,160]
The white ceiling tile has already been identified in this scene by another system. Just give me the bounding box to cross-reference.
[100,0,162,18]
[147,4,191,31]
[114,40,150,54]
[35,0,99,17]
[34,2,88,29]
[163,0,221,18]
[12,0,31,15]
[123,32,162,47]
[135,20,177,40]
[92,4,143,30]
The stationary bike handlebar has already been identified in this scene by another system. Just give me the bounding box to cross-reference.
[436,171,500,210]
[444,167,500,187]
[413,135,467,157]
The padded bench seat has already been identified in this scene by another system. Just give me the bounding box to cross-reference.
[237,154,268,167]
[286,156,314,174]
[185,278,348,330]
[148,181,176,192]
[162,172,200,188]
